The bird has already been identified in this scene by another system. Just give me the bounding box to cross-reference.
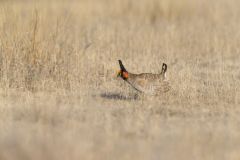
[117,60,170,96]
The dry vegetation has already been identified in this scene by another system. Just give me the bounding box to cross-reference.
[0,0,240,159]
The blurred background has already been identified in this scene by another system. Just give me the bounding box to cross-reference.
[0,0,239,160]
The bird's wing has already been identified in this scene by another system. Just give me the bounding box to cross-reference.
[127,75,171,95]
[127,78,147,93]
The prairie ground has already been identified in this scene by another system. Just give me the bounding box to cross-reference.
[0,0,240,159]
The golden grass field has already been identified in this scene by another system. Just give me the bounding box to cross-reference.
[0,0,240,159]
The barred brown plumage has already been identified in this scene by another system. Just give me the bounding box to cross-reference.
[117,60,170,95]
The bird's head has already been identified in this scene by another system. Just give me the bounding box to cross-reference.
[117,60,129,80]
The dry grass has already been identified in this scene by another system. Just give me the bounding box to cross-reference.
[0,0,240,159]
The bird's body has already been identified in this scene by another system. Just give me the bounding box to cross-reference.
[117,60,170,96]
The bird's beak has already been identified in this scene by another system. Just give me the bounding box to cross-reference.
[117,70,121,77]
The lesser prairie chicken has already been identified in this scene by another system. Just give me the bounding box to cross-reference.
[117,60,170,95]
